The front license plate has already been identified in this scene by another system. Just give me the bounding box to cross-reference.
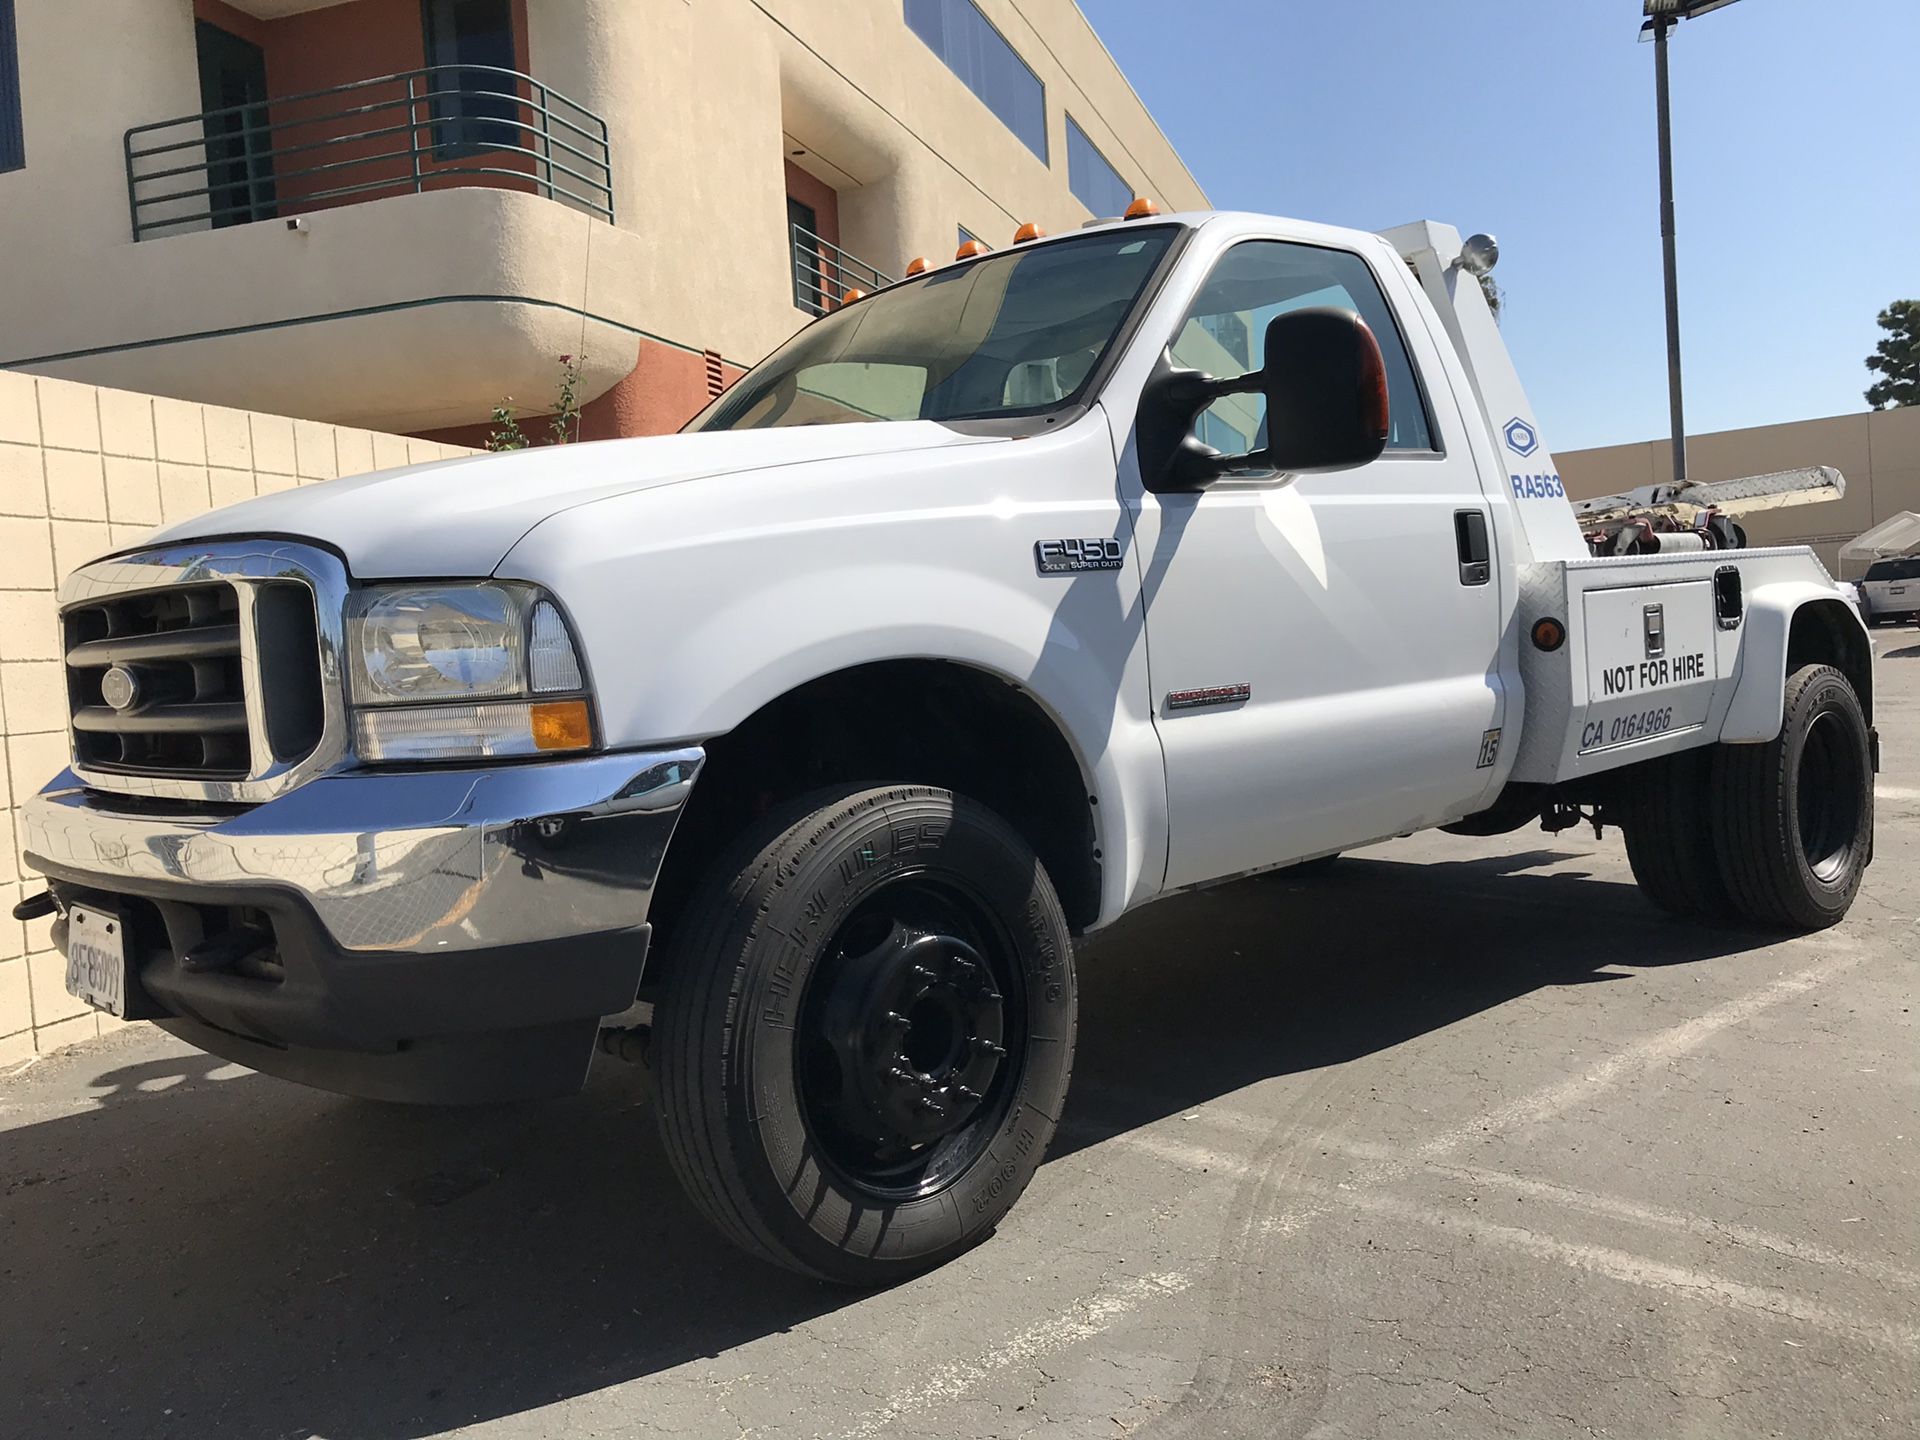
[65,905,128,1018]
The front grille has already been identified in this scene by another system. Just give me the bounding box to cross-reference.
[62,579,324,781]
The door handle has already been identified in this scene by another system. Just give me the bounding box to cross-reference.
[1454,510,1491,586]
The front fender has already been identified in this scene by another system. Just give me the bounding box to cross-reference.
[495,432,1169,925]
[1721,581,1872,743]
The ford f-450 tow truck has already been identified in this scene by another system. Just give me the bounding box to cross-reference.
[19,210,1876,1283]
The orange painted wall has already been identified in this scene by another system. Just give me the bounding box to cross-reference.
[783,160,840,248]
[415,338,749,449]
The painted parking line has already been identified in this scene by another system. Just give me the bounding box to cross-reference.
[1110,1131,1919,1356]
[1137,1110,1920,1295]
[1417,943,1864,1162]
[837,1269,1192,1438]
[848,945,1873,1434]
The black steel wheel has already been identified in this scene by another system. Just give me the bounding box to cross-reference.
[653,785,1076,1284]
[1712,664,1874,929]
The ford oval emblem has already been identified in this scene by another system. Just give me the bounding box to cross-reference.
[101,665,139,712]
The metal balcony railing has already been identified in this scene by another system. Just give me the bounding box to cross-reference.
[791,223,893,317]
[124,64,612,241]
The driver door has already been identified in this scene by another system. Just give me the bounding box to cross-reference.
[1123,237,1506,889]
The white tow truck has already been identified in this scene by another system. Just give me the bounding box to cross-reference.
[20,209,1876,1283]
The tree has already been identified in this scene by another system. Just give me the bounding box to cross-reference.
[1865,300,1919,410]
[1478,270,1504,324]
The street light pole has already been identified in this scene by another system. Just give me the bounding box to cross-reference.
[1652,15,1688,486]
[1640,0,1742,488]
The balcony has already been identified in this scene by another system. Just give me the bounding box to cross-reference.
[0,63,642,434]
[124,64,612,240]
[790,222,893,318]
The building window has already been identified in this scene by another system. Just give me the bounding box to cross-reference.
[905,0,1046,162]
[1066,115,1133,218]
[421,0,520,154]
[958,224,985,250]
[0,0,23,174]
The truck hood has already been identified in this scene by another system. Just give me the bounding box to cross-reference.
[145,422,1006,577]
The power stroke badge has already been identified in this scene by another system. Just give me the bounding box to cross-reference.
[1034,537,1124,575]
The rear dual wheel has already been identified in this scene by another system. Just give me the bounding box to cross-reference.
[1623,663,1872,930]
[1712,664,1873,929]
[653,785,1076,1284]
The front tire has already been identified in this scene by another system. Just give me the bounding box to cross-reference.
[1712,664,1874,929]
[654,785,1076,1284]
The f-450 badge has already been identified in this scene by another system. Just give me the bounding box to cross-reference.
[1034,537,1124,575]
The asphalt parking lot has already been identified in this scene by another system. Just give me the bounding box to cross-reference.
[4,629,1917,1440]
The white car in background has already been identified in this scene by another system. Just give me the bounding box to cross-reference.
[1860,556,1920,627]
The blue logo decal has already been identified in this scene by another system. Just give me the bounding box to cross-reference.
[1504,417,1540,458]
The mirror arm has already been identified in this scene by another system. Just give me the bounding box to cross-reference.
[1137,360,1269,495]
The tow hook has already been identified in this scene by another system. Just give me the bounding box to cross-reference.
[599,1025,653,1067]
[11,891,55,921]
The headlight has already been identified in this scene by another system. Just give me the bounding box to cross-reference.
[347,583,592,762]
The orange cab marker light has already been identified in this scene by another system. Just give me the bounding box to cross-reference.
[1013,221,1046,243]
[904,256,928,276]
[840,287,866,305]
[530,699,593,752]
[1531,617,1567,653]
[956,239,989,260]
[1124,196,1160,220]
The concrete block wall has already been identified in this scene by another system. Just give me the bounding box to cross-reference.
[0,371,476,1068]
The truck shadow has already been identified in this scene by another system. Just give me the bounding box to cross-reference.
[1051,848,1772,1159]
[0,849,1778,1439]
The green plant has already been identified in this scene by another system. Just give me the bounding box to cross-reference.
[487,401,529,452]
[550,353,583,445]
[486,353,586,452]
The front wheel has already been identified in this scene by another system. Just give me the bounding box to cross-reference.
[653,785,1076,1284]
[1712,664,1874,929]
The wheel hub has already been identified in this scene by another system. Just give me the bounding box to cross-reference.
[816,923,1007,1149]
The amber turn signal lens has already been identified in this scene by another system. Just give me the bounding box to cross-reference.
[1013,221,1045,242]
[1124,196,1160,219]
[1531,617,1567,653]
[955,239,989,259]
[904,256,928,276]
[530,699,593,751]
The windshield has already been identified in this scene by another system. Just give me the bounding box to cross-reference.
[688,226,1177,432]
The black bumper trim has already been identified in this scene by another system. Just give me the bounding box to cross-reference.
[32,858,649,1099]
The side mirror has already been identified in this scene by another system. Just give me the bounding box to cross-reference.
[1259,308,1390,475]
[1136,306,1391,494]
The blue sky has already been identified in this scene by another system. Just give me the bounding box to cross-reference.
[1083,0,1920,451]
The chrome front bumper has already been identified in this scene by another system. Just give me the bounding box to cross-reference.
[24,748,703,954]
[20,749,704,1102]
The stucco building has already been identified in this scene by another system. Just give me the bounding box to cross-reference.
[0,0,1206,442]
